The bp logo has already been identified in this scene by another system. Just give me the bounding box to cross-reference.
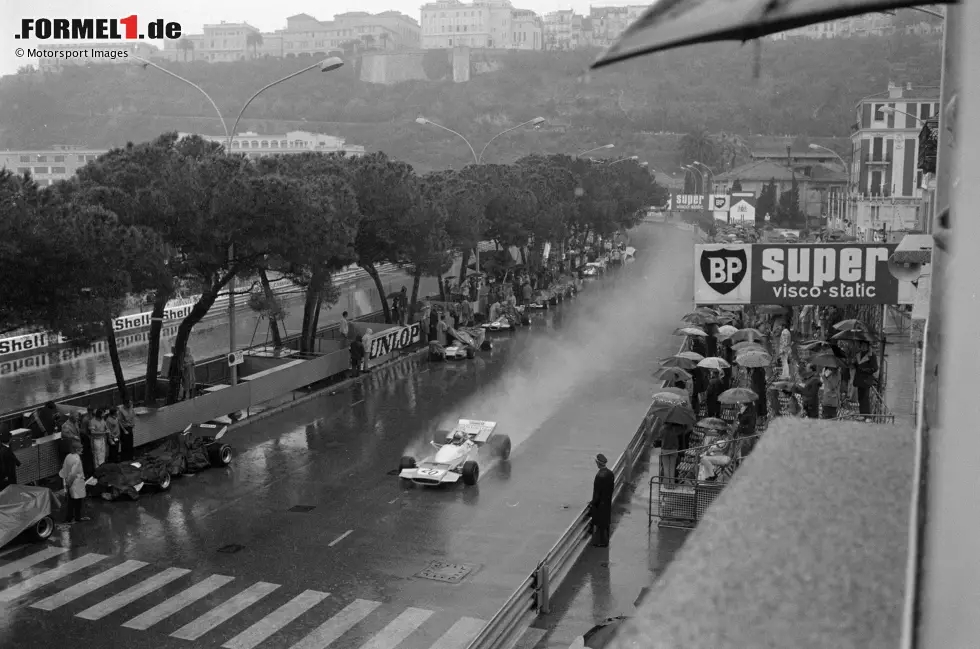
[699,248,747,295]
[713,196,727,210]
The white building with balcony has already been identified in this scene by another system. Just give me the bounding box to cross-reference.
[420,0,542,49]
[177,131,365,158]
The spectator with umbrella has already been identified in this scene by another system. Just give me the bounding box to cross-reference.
[818,361,842,420]
[706,370,725,418]
[851,340,879,415]
[735,401,759,456]
[795,363,821,418]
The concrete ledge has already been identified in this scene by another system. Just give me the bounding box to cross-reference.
[225,346,431,431]
[612,417,915,649]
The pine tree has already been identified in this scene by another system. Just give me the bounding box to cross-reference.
[731,178,743,193]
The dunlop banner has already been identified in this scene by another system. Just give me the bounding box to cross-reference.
[367,322,423,360]
[694,243,909,305]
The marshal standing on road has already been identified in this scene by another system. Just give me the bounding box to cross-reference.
[589,453,615,548]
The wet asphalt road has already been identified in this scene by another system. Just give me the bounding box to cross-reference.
[0,272,437,413]
[0,224,693,649]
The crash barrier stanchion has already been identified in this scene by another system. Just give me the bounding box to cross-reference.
[465,336,689,649]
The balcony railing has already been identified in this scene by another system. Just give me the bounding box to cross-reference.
[866,154,893,163]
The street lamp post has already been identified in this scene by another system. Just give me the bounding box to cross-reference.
[136,56,344,387]
[608,155,639,166]
[576,144,615,157]
[694,161,716,224]
[416,115,547,279]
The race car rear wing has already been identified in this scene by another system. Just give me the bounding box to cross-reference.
[447,419,497,443]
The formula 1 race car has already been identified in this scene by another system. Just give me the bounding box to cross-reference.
[399,419,511,486]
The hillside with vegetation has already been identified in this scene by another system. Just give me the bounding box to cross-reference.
[0,32,941,171]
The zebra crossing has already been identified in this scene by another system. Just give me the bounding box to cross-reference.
[0,545,487,649]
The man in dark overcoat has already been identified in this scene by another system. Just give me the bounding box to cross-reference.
[589,454,615,548]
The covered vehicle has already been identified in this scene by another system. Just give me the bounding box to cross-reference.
[399,419,511,486]
[443,328,482,360]
[0,485,56,547]
[181,419,234,468]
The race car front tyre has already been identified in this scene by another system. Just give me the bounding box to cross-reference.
[31,516,54,541]
[208,443,234,466]
[490,434,512,460]
[158,472,172,491]
[399,456,417,470]
[461,461,479,486]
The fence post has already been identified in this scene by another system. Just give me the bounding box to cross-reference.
[623,446,633,485]
[537,564,551,614]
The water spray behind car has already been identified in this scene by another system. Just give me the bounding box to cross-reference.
[401,225,695,467]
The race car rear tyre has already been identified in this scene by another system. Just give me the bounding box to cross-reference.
[158,472,172,491]
[399,456,417,470]
[466,348,476,359]
[31,516,54,541]
[208,443,233,466]
[461,461,479,486]
[490,434,512,460]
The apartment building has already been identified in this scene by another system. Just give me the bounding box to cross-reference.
[771,9,943,41]
[177,131,365,158]
[848,82,940,237]
[161,13,419,62]
[0,146,107,187]
[420,0,530,49]
[543,10,586,50]
[589,5,645,48]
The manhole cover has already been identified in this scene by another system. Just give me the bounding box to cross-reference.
[218,544,245,554]
[288,505,316,513]
[415,561,478,583]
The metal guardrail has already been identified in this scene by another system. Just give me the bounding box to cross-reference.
[465,336,689,649]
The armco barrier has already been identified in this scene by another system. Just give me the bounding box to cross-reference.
[466,336,689,649]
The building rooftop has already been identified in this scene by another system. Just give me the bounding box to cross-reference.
[715,159,845,183]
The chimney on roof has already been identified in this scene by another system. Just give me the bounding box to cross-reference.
[906,82,913,91]
[888,81,902,99]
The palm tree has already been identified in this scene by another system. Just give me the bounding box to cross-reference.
[677,130,750,171]
[379,32,390,50]
[177,38,194,61]
[246,31,264,59]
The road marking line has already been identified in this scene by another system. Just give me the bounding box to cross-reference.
[328,530,354,547]
[32,559,148,611]
[359,607,434,649]
[288,598,381,649]
[0,553,107,603]
[388,498,398,504]
[122,574,235,630]
[352,399,365,406]
[223,589,330,649]
[76,567,190,621]
[0,546,69,579]
[429,617,487,649]
[171,581,281,641]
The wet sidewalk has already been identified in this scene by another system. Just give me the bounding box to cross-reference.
[526,452,689,649]
[881,310,920,425]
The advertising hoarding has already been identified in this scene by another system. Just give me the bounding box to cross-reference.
[694,243,911,305]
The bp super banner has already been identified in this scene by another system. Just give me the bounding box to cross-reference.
[694,243,902,305]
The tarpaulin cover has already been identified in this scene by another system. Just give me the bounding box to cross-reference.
[0,485,52,547]
[94,463,144,501]
[183,437,212,473]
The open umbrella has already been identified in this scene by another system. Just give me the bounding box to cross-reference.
[800,340,833,352]
[719,387,759,404]
[579,616,630,649]
[676,351,705,362]
[660,356,697,370]
[735,349,772,368]
[716,324,739,339]
[652,386,689,400]
[811,353,842,368]
[729,328,764,344]
[833,319,867,331]
[656,367,692,383]
[682,312,718,326]
[732,340,766,354]
[832,329,876,343]
[652,391,689,406]
[696,417,730,432]
[673,326,708,337]
[650,402,697,427]
[697,356,731,370]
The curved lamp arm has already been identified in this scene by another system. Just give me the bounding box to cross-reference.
[227,60,325,148]
[478,118,540,163]
[134,56,229,138]
[419,119,479,165]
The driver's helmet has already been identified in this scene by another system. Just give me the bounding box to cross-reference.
[452,431,464,444]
